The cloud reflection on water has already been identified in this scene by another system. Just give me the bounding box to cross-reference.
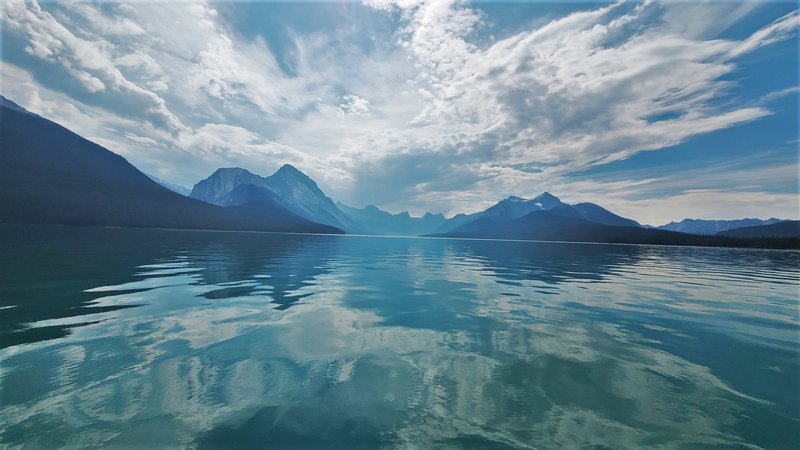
[0,226,798,448]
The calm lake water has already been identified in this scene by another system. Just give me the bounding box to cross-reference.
[1,225,798,448]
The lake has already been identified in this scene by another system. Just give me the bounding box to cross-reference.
[1,225,798,448]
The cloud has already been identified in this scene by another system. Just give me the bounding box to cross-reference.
[114,51,163,77]
[181,123,302,167]
[729,10,799,58]
[547,159,800,225]
[185,33,308,117]
[342,0,796,213]
[756,86,800,105]
[1,1,327,181]
[61,1,146,37]
[124,132,157,146]
[1,0,796,219]
[371,0,777,171]
[2,0,187,133]
[337,94,371,117]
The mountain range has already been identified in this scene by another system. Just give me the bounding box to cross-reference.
[190,166,360,232]
[424,192,800,245]
[429,193,642,236]
[0,96,340,234]
[427,206,790,247]
[652,218,785,235]
[718,220,800,239]
[1,95,796,248]
[336,202,447,236]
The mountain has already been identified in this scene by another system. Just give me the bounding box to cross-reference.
[1,95,27,112]
[0,96,341,234]
[262,164,358,231]
[219,184,341,232]
[433,192,640,234]
[431,193,560,234]
[4,93,791,247]
[480,193,564,222]
[430,209,798,249]
[435,209,614,240]
[529,192,565,209]
[718,220,800,238]
[190,168,266,205]
[146,174,191,196]
[430,213,478,235]
[572,203,641,227]
[655,218,784,235]
[220,183,282,207]
[190,165,358,232]
[337,202,447,236]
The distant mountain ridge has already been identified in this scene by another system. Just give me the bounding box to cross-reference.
[718,220,800,238]
[434,208,634,241]
[435,192,642,235]
[427,192,796,248]
[572,203,641,228]
[336,202,446,236]
[175,169,792,240]
[430,208,797,248]
[654,218,785,235]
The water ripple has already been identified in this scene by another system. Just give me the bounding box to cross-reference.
[0,227,798,448]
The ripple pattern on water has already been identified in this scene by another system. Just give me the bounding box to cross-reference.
[0,226,798,448]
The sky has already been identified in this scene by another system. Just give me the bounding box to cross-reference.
[1,0,798,225]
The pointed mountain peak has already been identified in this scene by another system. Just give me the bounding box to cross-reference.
[270,163,318,187]
[534,192,559,201]
[531,192,563,209]
[504,195,526,203]
[260,163,355,231]
[189,167,266,204]
[212,167,254,177]
[274,163,305,177]
[204,167,263,185]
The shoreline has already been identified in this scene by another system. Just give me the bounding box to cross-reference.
[2,222,798,252]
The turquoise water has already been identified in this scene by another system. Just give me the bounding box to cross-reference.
[1,225,798,448]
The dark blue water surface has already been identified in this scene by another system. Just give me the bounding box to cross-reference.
[1,225,798,448]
